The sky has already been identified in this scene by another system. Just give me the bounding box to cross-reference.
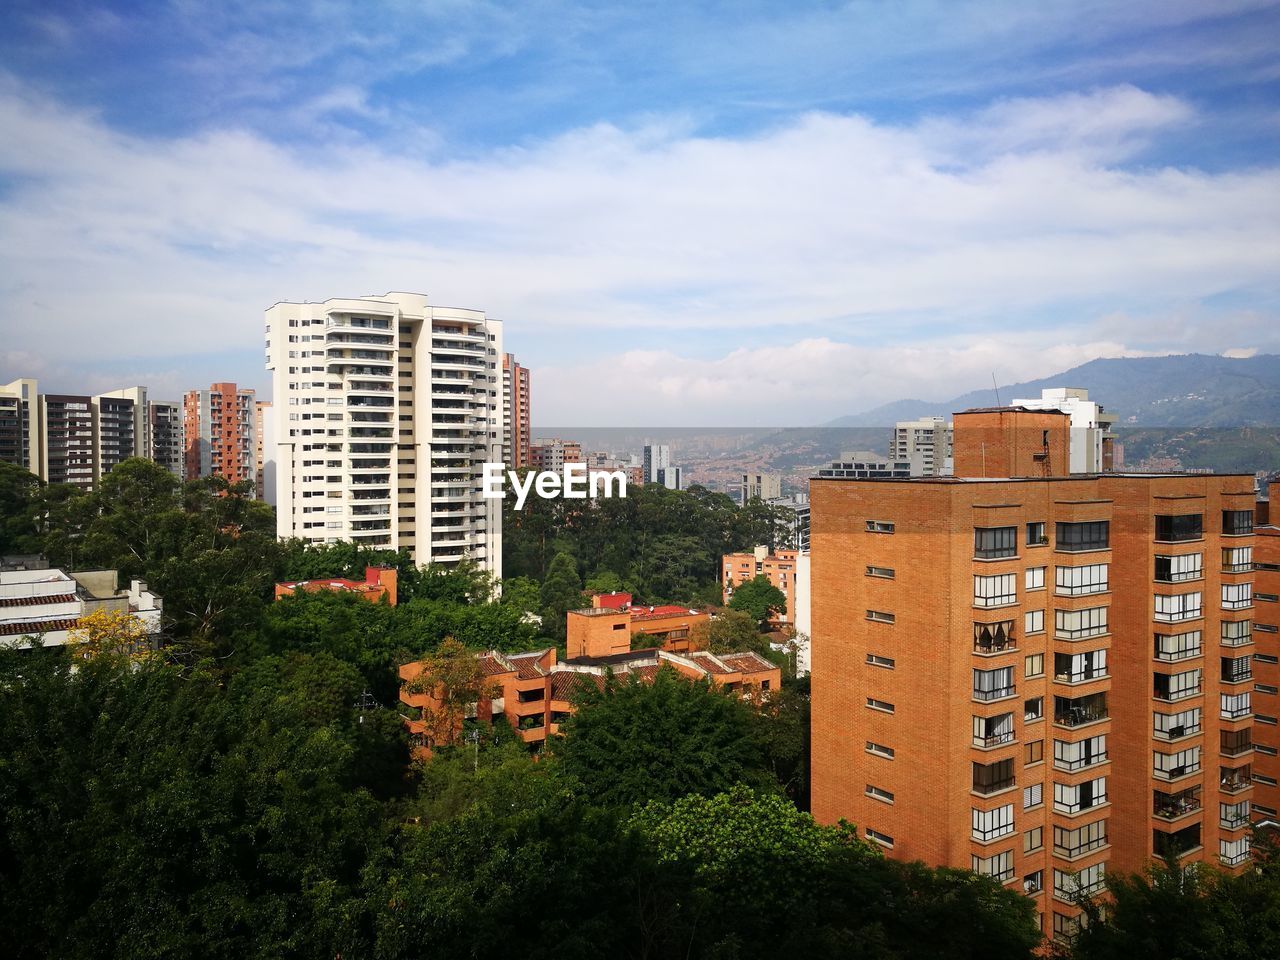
[0,0,1277,426]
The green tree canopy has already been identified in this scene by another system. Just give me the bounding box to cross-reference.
[727,574,788,624]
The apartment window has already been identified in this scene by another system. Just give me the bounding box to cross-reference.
[866,653,895,669]
[1155,629,1203,661]
[1027,522,1047,546]
[1054,819,1108,858]
[1055,606,1108,639]
[1055,563,1109,596]
[866,741,895,759]
[1054,777,1107,814]
[975,573,1017,607]
[974,526,1017,559]
[973,713,1015,748]
[1025,696,1044,721]
[1025,610,1045,635]
[1222,655,1253,684]
[973,619,1016,653]
[1154,668,1202,702]
[1055,692,1108,727]
[1222,620,1253,645]
[1156,553,1203,583]
[1220,728,1253,758]
[1054,649,1107,684]
[1023,783,1043,809]
[1258,594,1280,603]
[866,697,895,713]
[1220,837,1251,867]
[1154,592,1202,623]
[1222,584,1253,610]
[973,758,1015,795]
[1256,653,1279,665]
[1153,707,1201,741]
[1056,521,1109,552]
[1257,684,1279,695]
[971,850,1014,883]
[1026,566,1046,590]
[1223,510,1254,536]
[865,828,894,848]
[1222,546,1253,572]
[974,666,1015,702]
[1259,624,1280,635]
[1154,745,1201,781]
[1054,863,1105,901]
[1025,739,1044,764]
[1221,692,1251,720]
[865,784,895,804]
[1255,774,1279,787]
[972,804,1015,841]
[1025,653,1045,678]
[1054,735,1107,771]
[867,610,895,624]
[1053,913,1082,942]
[866,520,895,533]
[866,565,895,578]
[1156,514,1203,542]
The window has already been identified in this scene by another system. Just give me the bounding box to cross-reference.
[1156,514,1203,542]
[1259,624,1280,635]
[1156,553,1203,583]
[1155,629,1203,661]
[1055,691,1108,727]
[1155,592,1202,623]
[1056,563,1109,596]
[1220,837,1251,866]
[1054,735,1107,770]
[975,573,1017,607]
[866,653,895,669]
[1055,649,1107,684]
[973,713,1015,748]
[1055,606,1108,639]
[867,610,895,623]
[1025,739,1044,764]
[1222,583,1253,610]
[865,828,894,848]
[971,850,1014,883]
[866,784,895,804]
[1222,546,1253,572]
[1154,668,1202,701]
[974,619,1016,653]
[1222,510,1254,536]
[975,526,1017,559]
[1221,692,1251,720]
[866,565,895,578]
[1053,777,1107,814]
[1026,566,1046,590]
[1153,707,1201,741]
[1056,521,1109,552]
[866,697,895,713]
[866,741,895,759]
[1024,827,1044,854]
[974,666,1015,702]
[866,520,895,533]
[1027,521,1047,546]
[1220,728,1253,757]
[1222,655,1253,683]
[1023,783,1043,809]
[973,758,1015,795]
[972,804,1015,841]
[1053,913,1081,942]
[1222,620,1253,645]
[1054,863,1105,900]
[1054,819,1108,858]
[1025,610,1045,634]
[1025,696,1044,721]
[1154,745,1201,780]
[1025,653,1045,678]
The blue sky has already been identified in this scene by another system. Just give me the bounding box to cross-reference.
[0,0,1277,424]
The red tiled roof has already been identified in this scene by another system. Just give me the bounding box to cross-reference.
[0,617,79,637]
[687,652,732,675]
[631,605,699,621]
[508,650,550,680]
[479,653,514,677]
[0,594,77,608]
[718,651,776,673]
[551,672,601,700]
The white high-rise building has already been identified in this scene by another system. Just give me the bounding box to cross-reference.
[1009,387,1117,474]
[890,416,953,476]
[265,292,503,577]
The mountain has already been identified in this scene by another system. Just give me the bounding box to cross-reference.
[828,354,1280,427]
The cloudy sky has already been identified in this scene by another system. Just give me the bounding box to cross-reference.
[1,0,1277,425]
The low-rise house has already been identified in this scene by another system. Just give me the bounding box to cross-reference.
[0,566,162,648]
[274,565,398,604]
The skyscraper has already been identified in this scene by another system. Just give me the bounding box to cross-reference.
[148,400,183,477]
[0,378,39,473]
[891,416,953,476]
[265,291,502,576]
[502,353,531,468]
[183,382,257,490]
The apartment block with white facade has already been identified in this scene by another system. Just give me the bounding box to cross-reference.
[891,416,954,476]
[265,292,503,577]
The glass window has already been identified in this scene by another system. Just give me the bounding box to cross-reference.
[1156,553,1203,583]
[1154,668,1202,701]
[1222,546,1253,572]
[1153,707,1201,740]
[972,803,1015,841]
[1054,735,1107,770]
[1222,510,1254,536]
[975,573,1017,607]
[1056,521,1109,552]
[1025,653,1045,678]
[1053,819,1108,858]
[1025,696,1044,721]
[1155,592,1202,622]
[1053,777,1107,814]
[1025,739,1044,764]
[1153,745,1201,780]
[973,758,1015,794]
[1055,563,1109,595]
[1024,827,1043,854]
[1026,521,1047,546]
[1025,566,1046,590]
[1155,629,1202,661]
[974,666,1015,701]
[1023,783,1043,809]
[971,849,1014,883]
[1025,609,1045,634]
[1055,606,1108,639]
[975,526,1017,559]
[1222,584,1253,610]
[1156,514,1203,542]
[973,713,1015,748]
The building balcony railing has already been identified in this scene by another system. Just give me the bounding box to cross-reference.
[1153,789,1201,820]
[974,685,1016,703]
[973,730,1016,749]
[1220,768,1252,794]
[1220,849,1251,866]
[1154,762,1201,782]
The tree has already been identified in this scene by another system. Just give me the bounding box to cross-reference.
[727,574,788,624]
[403,637,497,750]
[65,608,155,662]
[555,668,774,806]
[754,680,810,806]
[539,551,583,640]
[689,607,771,654]
[0,462,43,555]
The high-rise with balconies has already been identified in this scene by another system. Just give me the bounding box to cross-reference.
[183,382,257,491]
[502,353,530,469]
[265,292,502,576]
[810,404,1258,945]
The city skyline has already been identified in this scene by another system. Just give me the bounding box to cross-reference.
[1,1,1278,424]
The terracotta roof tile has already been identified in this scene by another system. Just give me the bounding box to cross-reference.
[0,617,79,637]
[0,594,77,608]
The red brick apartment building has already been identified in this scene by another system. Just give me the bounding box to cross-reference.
[810,406,1260,943]
[183,382,257,490]
[567,591,710,658]
[1253,523,1280,821]
[722,547,799,626]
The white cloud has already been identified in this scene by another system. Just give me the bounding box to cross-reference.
[0,77,1277,421]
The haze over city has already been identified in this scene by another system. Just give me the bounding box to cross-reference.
[2,0,1278,424]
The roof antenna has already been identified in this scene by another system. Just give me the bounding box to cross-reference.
[992,372,1002,407]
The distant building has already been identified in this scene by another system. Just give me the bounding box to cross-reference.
[530,437,583,471]
[1254,521,1279,821]
[767,492,811,550]
[1007,388,1117,474]
[38,394,97,490]
[254,400,271,500]
[148,400,183,477]
[567,592,709,658]
[183,382,257,491]
[722,546,798,627]
[891,416,953,476]
[0,378,38,472]
[502,354,531,468]
[274,565,398,605]
[740,472,782,503]
[0,565,162,649]
[817,451,912,480]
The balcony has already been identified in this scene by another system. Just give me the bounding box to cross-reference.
[1154,824,1201,860]
[973,620,1017,655]
[1154,673,1201,702]
[1220,802,1251,830]
[1220,847,1251,867]
[1054,693,1108,728]
[1153,760,1200,782]
[1153,787,1201,821]
[1220,731,1253,758]
[1220,766,1252,794]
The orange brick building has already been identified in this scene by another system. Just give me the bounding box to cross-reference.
[722,547,799,626]
[183,381,257,491]
[566,592,710,658]
[274,565,398,604]
[502,353,531,469]
[1253,522,1280,821]
[810,407,1258,944]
